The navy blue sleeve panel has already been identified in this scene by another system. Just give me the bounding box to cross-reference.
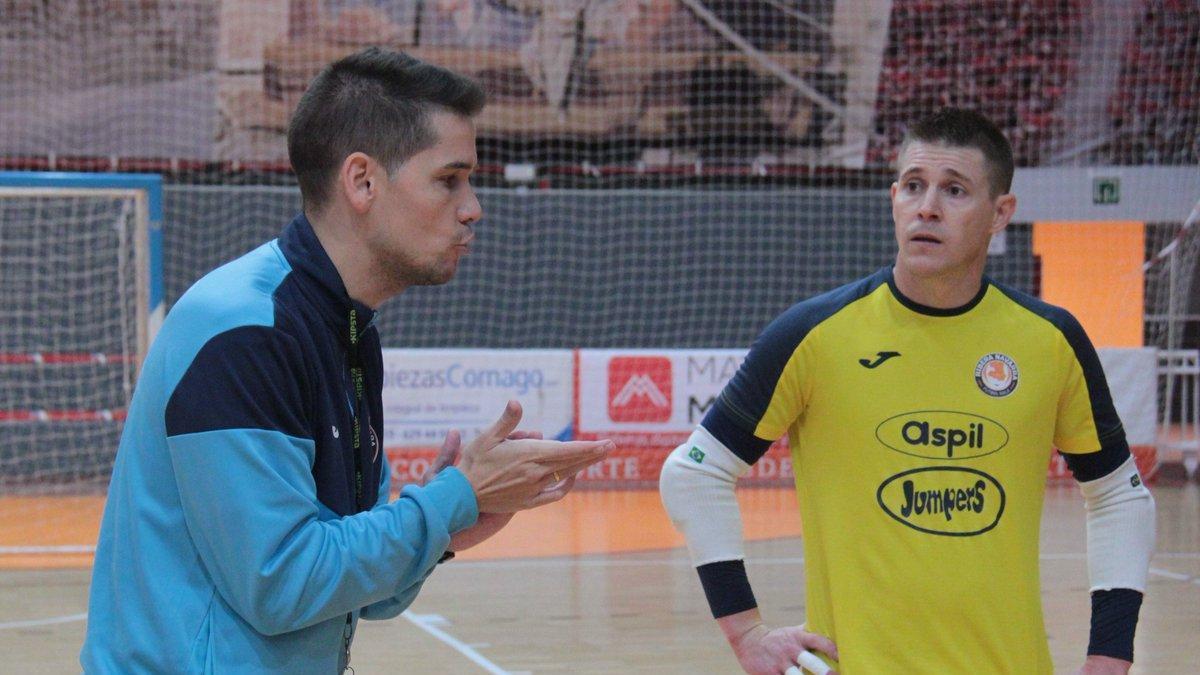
[165,325,311,440]
[696,559,758,618]
[702,405,772,465]
[992,283,1130,482]
[1088,588,1143,661]
[1060,442,1131,483]
[704,270,889,465]
[1052,310,1128,451]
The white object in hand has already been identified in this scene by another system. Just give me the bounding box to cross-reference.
[783,649,832,675]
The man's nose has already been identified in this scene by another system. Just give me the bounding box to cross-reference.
[917,189,941,219]
[460,188,482,225]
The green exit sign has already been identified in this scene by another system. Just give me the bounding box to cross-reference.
[1093,177,1120,204]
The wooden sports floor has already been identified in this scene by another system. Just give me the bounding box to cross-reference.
[2,481,1197,673]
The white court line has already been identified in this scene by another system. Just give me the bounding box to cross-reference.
[0,612,87,630]
[402,611,516,675]
[1149,567,1193,582]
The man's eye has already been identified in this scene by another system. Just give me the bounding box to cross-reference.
[905,181,921,192]
[947,185,965,196]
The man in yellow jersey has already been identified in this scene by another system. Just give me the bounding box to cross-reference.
[660,108,1155,674]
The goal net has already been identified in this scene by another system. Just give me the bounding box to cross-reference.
[0,175,159,496]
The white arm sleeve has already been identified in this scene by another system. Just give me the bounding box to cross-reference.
[659,426,752,567]
[1078,454,1156,592]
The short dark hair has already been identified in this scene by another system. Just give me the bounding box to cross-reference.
[900,108,1014,196]
[287,47,486,211]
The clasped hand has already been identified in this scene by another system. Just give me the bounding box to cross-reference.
[419,400,612,551]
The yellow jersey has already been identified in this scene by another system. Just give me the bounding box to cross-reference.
[703,267,1129,674]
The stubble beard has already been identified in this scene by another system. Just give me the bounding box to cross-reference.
[385,248,456,288]
[900,242,988,283]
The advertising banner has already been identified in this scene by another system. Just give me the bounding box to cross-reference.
[576,349,790,484]
[381,349,573,482]
[1098,347,1157,446]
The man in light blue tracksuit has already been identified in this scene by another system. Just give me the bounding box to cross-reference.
[81,47,611,673]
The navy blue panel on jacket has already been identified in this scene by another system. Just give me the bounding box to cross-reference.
[165,215,382,515]
[166,326,310,439]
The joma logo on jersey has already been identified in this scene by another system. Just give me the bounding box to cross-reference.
[608,356,672,422]
[875,411,1008,459]
[877,467,1006,536]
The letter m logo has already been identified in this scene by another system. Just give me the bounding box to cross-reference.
[608,356,672,423]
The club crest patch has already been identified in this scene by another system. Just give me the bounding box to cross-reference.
[974,353,1019,397]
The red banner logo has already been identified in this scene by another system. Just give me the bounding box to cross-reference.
[608,356,672,422]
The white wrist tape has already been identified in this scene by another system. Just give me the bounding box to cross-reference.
[659,426,752,567]
[1079,454,1156,592]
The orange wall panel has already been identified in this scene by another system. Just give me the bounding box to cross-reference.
[1031,221,1145,348]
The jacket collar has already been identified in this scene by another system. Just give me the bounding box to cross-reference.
[278,213,376,347]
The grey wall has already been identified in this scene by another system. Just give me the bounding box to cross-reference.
[164,186,1036,348]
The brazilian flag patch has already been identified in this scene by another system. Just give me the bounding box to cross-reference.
[688,446,706,463]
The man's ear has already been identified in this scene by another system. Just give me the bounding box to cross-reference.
[991,192,1017,235]
[339,152,376,215]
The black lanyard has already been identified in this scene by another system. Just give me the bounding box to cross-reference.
[348,308,366,511]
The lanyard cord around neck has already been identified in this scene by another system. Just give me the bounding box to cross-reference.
[348,308,365,511]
